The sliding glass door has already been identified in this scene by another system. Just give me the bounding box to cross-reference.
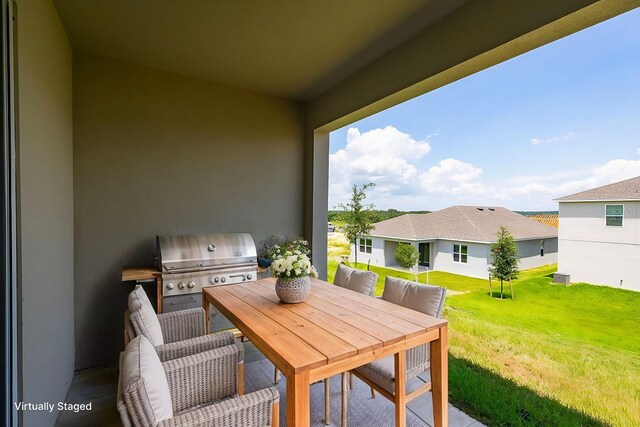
[1,1,18,425]
[419,243,430,268]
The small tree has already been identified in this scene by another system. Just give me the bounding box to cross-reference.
[395,243,420,281]
[338,183,375,267]
[488,226,519,299]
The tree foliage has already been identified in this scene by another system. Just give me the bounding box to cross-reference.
[395,243,420,281]
[488,226,519,283]
[338,183,375,266]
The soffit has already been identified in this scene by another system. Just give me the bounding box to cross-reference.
[53,0,469,100]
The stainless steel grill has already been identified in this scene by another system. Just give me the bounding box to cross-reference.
[156,233,258,324]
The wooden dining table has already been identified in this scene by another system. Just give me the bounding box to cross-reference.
[202,277,448,427]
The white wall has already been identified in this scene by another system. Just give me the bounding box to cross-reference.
[433,240,490,279]
[517,238,558,270]
[559,201,640,291]
[17,0,75,424]
[349,237,385,267]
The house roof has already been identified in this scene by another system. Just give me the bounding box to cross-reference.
[370,206,557,243]
[554,176,640,202]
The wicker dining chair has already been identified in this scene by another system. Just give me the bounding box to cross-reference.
[345,276,446,427]
[325,263,378,427]
[125,285,243,390]
[117,335,279,427]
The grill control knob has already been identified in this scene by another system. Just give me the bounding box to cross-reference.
[246,273,252,280]
[167,282,174,290]
[188,281,195,289]
[214,277,219,283]
[221,277,227,283]
[178,282,185,290]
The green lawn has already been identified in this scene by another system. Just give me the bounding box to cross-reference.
[326,261,640,426]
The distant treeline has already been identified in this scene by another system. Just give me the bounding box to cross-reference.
[328,209,431,223]
[328,209,558,224]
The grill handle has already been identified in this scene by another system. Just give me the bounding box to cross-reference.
[229,274,247,281]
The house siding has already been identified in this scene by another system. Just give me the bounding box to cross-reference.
[433,240,490,279]
[517,238,558,270]
[558,201,640,291]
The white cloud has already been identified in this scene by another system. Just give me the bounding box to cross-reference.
[531,132,575,145]
[329,126,431,206]
[419,159,485,195]
[497,159,640,202]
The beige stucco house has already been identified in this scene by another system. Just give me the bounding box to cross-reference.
[556,176,640,291]
[352,206,558,279]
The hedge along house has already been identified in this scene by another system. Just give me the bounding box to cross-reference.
[352,206,558,279]
[555,176,640,291]
[2,1,637,426]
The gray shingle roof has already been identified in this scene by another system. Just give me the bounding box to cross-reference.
[554,176,640,202]
[370,206,557,242]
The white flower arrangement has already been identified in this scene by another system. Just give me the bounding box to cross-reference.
[271,250,318,279]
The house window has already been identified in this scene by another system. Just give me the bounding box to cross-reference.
[359,237,372,254]
[605,204,623,227]
[453,243,468,263]
[540,240,545,257]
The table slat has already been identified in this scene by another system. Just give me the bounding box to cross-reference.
[230,283,359,363]
[203,286,326,374]
[310,278,445,330]
[309,281,426,339]
[252,280,404,346]
[246,281,383,354]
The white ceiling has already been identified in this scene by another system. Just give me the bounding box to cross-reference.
[53,0,469,100]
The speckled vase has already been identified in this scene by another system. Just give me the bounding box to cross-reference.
[275,276,311,303]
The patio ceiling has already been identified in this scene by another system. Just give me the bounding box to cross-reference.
[52,0,469,100]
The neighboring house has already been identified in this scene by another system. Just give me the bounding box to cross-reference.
[555,176,640,291]
[351,206,558,279]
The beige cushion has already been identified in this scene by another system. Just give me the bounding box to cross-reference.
[333,263,378,296]
[129,284,164,346]
[122,336,173,423]
[382,277,446,317]
[354,355,428,394]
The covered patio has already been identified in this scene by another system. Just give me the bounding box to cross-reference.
[2,0,635,426]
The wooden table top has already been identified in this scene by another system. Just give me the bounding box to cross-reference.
[203,278,446,375]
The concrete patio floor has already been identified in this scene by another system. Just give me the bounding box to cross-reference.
[56,342,485,427]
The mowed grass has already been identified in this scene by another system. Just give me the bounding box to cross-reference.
[326,258,640,426]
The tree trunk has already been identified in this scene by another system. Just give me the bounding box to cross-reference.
[489,275,492,298]
[500,279,504,299]
[354,236,358,268]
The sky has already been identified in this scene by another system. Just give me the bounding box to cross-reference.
[329,9,640,212]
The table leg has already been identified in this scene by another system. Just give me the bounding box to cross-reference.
[394,350,407,427]
[286,370,310,427]
[157,277,163,313]
[430,325,448,427]
[203,294,210,334]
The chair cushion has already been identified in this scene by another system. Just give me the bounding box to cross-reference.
[333,263,378,296]
[122,336,173,424]
[355,355,428,395]
[128,284,164,346]
[382,277,446,317]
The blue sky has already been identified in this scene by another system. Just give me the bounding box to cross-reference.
[329,9,640,211]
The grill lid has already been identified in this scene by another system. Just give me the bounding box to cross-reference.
[156,233,257,273]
